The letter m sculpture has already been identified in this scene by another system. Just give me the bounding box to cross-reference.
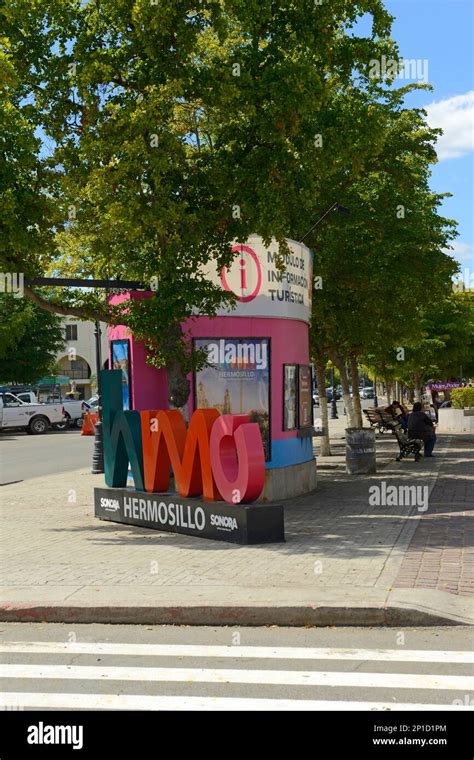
[101,370,144,490]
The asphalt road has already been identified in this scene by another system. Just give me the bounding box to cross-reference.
[0,429,94,484]
[0,624,472,711]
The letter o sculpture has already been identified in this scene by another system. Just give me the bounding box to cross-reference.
[209,414,265,504]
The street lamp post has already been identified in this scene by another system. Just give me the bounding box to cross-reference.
[330,366,338,419]
[373,376,379,408]
[91,320,104,474]
[299,202,350,244]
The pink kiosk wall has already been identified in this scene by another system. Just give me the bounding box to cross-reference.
[108,294,169,412]
[183,315,313,470]
[107,239,317,500]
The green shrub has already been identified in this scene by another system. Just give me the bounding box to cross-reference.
[451,387,474,409]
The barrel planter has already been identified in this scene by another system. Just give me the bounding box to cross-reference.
[345,427,376,474]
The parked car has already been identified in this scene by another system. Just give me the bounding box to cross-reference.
[0,390,70,429]
[60,399,84,428]
[360,386,375,399]
[81,395,99,412]
[325,388,342,401]
[0,394,66,434]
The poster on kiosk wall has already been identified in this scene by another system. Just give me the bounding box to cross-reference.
[111,339,131,410]
[298,365,313,428]
[194,337,271,460]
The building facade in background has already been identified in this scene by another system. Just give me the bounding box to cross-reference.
[54,319,109,399]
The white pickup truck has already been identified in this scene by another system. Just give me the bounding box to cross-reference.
[0,393,66,434]
[1,391,83,428]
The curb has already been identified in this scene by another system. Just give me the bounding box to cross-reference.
[0,603,471,627]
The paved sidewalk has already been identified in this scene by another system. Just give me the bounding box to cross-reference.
[393,436,474,597]
[0,433,472,626]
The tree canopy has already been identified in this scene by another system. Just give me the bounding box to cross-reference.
[0,296,65,384]
[1,0,400,402]
[0,1,466,408]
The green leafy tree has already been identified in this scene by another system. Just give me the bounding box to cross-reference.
[2,0,397,404]
[308,87,458,425]
[0,41,61,282]
[0,296,65,384]
[366,292,474,398]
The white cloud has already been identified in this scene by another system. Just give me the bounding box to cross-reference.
[425,91,474,160]
[448,240,474,261]
[444,241,474,263]
[449,244,474,292]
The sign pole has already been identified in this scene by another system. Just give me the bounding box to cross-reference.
[92,320,104,474]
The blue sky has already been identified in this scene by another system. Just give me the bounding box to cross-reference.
[379,0,474,281]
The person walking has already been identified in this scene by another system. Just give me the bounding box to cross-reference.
[407,401,437,457]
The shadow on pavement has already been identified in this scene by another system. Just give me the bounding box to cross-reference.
[46,435,473,563]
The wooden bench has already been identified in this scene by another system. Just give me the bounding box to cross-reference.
[363,409,423,461]
[384,419,424,461]
[363,408,393,434]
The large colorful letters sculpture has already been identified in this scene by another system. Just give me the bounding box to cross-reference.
[102,370,265,504]
[140,407,221,500]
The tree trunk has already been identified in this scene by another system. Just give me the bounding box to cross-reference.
[163,322,192,409]
[167,361,191,409]
[385,379,392,405]
[314,355,331,456]
[349,353,363,427]
[414,375,422,401]
[331,353,357,427]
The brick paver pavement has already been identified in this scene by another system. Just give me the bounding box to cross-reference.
[394,437,474,597]
[0,433,472,623]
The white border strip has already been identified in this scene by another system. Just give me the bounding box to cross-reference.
[1,664,472,690]
[1,642,472,663]
[0,693,472,711]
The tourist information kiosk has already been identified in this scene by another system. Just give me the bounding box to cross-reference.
[106,235,317,502]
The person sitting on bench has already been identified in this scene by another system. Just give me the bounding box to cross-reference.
[385,400,409,430]
[407,402,437,457]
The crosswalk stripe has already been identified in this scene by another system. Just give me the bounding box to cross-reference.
[1,663,472,690]
[1,642,471,663]
[0,692,471,711]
